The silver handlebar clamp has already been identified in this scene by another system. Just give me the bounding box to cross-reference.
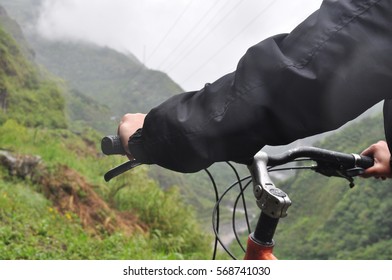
[248,150,292,219]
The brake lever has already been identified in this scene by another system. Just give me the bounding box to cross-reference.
[315,163,365,188]
[345,167,365,177]
[340,167,365,188]
[104,160,141,182]
[336,171,355,188]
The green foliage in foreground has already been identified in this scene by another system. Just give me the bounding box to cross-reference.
[0,179,208,260]
[109,167,212,257]
[0,119,211,260]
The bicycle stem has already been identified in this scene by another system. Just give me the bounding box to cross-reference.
[248,150,292,219]
[245,150,292,259]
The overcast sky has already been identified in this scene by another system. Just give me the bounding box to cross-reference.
[36,0,323,91]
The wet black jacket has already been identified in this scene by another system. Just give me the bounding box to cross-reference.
[129,0,392,172]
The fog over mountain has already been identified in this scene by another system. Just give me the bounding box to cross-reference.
[34,0,322,91]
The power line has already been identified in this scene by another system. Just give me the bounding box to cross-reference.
[145,0,195,65]
[180,0,276,86]
[156,0,225,70]
[163,0,244,74]
[128,0,239,92]
[123,0,195,93]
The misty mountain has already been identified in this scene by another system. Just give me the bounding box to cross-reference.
[0,6,67,129]
[0,5,34,60]
[0,0,183,134]
[0,0,40,24]
[30,36,183,119]
[0,3,114,134]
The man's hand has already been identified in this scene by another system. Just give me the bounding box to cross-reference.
[117,113,146,160]
[361,140,392,180]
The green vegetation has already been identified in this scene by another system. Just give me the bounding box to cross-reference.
[0,25,66,128]
[0,11,211,260]
[0,120,211,260]
[0,176,210,260]
[64,88,117,135]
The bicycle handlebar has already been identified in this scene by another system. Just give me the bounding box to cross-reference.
[101,135,374,182]
[267,146,373,169]
[249,146,374,221]
[102,135,374,168]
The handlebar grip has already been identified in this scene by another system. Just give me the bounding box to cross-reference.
[101,135,126,155]
[357,155,374,169]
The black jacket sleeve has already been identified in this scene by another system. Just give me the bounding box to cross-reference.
[129,0,392,173]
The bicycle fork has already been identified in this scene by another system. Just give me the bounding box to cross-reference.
[245,150,292,260]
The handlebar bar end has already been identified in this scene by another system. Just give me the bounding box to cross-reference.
[101,135,125,155]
